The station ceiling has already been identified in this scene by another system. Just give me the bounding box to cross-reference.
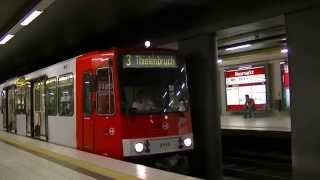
[0,0,212,82]
[0,0,316,82]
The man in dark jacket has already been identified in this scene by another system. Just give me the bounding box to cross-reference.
[244,94,256,118]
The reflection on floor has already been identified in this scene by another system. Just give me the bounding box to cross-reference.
[0,141,97,180]
[221,112,291,132]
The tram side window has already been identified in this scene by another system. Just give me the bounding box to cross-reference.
[58,74,74,116]
[46,78,57,116]
[83,72,92,116]
[15,87,25,114]
[96,68,115,115]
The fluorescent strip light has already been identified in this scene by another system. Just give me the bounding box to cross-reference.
[238,65,253,70]
[281,48,288,54]
[225,44,252,51]
[0,34,14,45]
[21,10,43,26]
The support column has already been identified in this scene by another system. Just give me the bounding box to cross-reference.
[286,7,320,180]
[179,35,222,179]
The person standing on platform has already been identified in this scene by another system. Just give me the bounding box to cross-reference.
[243,94,256,118]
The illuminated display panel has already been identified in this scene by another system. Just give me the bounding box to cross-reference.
[225,66,267,111]
[122,54,177,68]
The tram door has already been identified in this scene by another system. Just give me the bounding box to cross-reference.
[32,80,47,140]
[82,65,115,153]
[26,85,32,137]
[93,66,116,155]
[1,90,7,131]
[82,71,94,151]
[7,87,16,133]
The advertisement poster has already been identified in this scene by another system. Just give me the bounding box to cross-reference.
[225,66,267,111]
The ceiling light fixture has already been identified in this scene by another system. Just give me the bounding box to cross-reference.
[225,44,252,51]
[0,34,15,45]
[21,10,43,26]
[144,41,151,48]
[281,48,288,54]
[238,65,253,70]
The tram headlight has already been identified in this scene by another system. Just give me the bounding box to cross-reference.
[134,142,144,153]
[183,138,192,147]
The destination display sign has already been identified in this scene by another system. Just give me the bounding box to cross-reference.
[122,54,177,68]
[15,77,30,86]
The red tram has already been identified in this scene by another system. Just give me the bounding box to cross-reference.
[0,48,193,160]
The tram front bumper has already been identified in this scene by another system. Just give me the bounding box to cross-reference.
[122,133,193,157]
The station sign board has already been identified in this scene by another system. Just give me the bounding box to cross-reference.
[225,65,267,111]
[122,54,177,68]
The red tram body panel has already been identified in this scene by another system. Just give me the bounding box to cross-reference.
[76,50,124,159]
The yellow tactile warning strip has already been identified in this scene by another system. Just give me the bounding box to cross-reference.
[0,134,140,180]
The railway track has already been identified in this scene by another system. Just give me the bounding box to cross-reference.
[222,130,292,180]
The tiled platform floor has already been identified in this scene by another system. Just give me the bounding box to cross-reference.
[221,112,291,132]
[0,131,199,180]
[0,141,98,180]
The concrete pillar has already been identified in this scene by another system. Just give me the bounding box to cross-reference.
[270,61,282,111]
[179,35,222,179]
[286,7,320,180]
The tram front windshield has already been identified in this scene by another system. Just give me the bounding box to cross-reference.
[119,54,189,114]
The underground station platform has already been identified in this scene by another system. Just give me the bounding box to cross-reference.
[0,131,202,180]
[2,0,320,180]
[0,131,242,180]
